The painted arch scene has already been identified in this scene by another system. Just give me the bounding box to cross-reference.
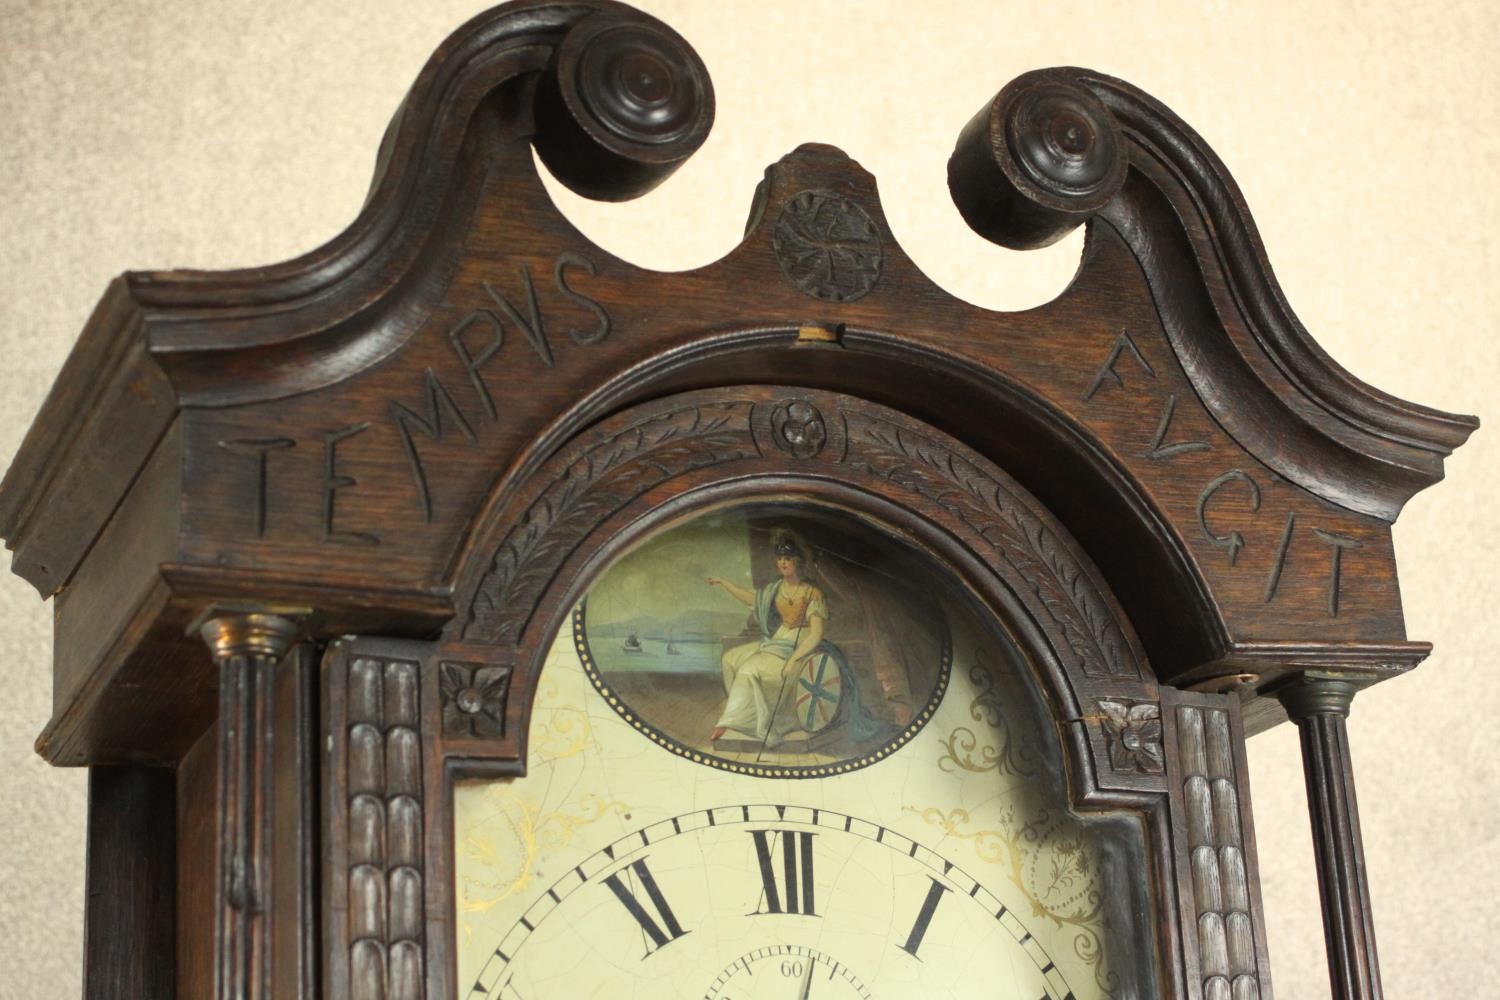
[576,501,954,775]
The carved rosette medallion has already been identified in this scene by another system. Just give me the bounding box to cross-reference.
[1098,699,1164,774]
[440,661,512,739]
[769,399,827,457]
[772,190,883,302]
[571,21,708,148]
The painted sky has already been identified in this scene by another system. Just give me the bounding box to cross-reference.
[587,511,754,629]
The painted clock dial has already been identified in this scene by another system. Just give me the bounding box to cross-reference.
[454,501,1158,998]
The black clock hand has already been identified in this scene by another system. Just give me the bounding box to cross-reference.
[797,954,815,1000]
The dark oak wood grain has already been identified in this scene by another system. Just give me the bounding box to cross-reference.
[83,766,175,1000]
[1278,676,1383,1000]
[178,723,220,1000]
[271,644,322,1000]
[199,614,302,1000]
[0,2,1477,998]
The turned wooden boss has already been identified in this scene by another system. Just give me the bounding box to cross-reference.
[0,2,1474,999]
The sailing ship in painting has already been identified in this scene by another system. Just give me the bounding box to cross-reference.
[579,504,951,770]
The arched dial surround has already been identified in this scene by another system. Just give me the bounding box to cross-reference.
[453,499,1155,999]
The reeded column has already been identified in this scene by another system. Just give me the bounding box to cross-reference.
[1277,676,1382,1000]
[200,613,300,1000]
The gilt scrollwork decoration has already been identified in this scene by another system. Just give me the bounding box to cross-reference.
[910,806,1120,998]
[937,652,1040,777]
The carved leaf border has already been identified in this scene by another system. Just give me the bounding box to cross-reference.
[463,402,759,643]
[843,413,1135,679]
[463,399,1139,684]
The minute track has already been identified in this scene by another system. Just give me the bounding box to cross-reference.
[703,944,872,1000]
[466,802,1079,1000]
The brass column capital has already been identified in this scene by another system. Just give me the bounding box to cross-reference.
[199,613,301,662]
[1276,673,1359,722]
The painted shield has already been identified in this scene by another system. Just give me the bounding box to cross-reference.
[793,651,843,733]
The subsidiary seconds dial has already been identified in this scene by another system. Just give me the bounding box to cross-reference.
[706,945,871,1000]
[471,804,1078,999]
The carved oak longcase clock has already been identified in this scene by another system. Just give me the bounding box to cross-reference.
[0,2,1478,998]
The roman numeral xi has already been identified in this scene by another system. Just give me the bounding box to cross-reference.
[601,858,689,958]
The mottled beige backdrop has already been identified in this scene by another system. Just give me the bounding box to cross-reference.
[1,1,1494,997]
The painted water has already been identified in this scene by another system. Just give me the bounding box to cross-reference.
[593,635,727,675]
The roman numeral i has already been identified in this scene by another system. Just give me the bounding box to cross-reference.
[899,876,952,959]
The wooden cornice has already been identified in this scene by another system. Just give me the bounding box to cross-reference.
[134,0,712,407]
[950,67,1479,523]
[0,281,171,596]
[0,2,1480,762]
[0,0,712,598]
